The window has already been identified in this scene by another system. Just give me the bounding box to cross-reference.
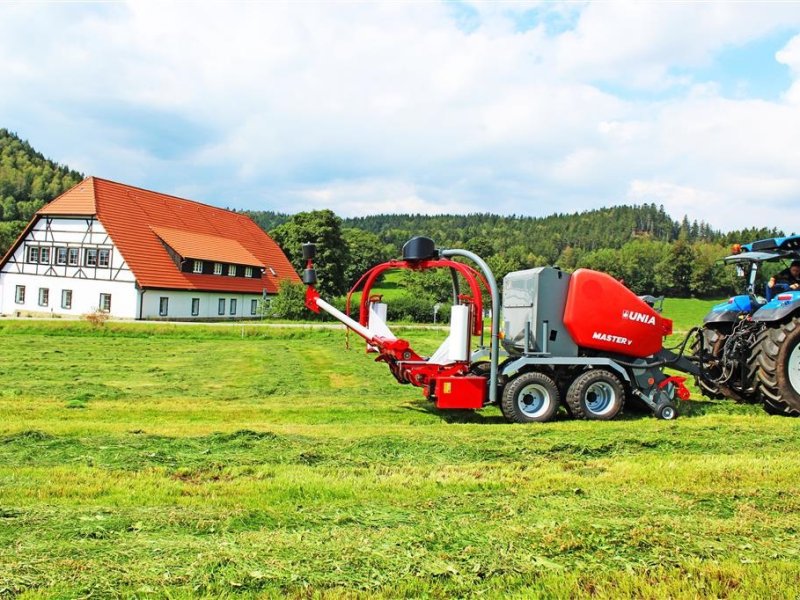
[245,267,253,278]
[159,297,169,317]
[56,247,67,265]
[39,247,51,264]
[230,299,237,315]
[85,248,98,266]
[250,299,258,315]
[99,293,111,312]
[218,298,225,315]
[191,298,200,316]
[27,246,39,263]
[38,288,49,307]
[98,248,110,268]
[68,248,79,266]
[14,285,25,304]
[214,263,223,275]
[193,260,203,273]
[61,289,72,309]
[228,264,236,277]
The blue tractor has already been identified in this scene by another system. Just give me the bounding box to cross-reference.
[693,234,800,415]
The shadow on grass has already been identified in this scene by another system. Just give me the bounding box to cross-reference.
[403,401,507,424]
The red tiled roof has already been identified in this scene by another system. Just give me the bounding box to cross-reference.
[30,177,299,293]
[38,177,97,215]
[151,226,264,268]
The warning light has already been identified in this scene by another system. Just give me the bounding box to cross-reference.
[731,244,742,254]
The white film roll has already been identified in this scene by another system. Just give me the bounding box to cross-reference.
[448,304,471,362]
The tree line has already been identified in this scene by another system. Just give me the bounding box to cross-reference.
[0,127,789,308]
[0,129,83,254]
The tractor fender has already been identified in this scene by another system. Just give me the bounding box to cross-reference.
[752,292,800,323]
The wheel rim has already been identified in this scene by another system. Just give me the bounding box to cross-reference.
[661,406,675,419]
[584,381,616,415]
[789,341,800,395]
[517,383,551,417]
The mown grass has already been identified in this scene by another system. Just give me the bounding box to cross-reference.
[1,299,799,598]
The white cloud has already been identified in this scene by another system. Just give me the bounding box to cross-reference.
[0,2,799,233]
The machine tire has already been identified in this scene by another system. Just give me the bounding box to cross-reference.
[470,361,505,410]
[501,371,560,423]
[755,317,800,415]
[655,401,678,420]
[566,369,625,420]
[691,327,728,400]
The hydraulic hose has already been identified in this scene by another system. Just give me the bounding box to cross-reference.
[609,327,702,370]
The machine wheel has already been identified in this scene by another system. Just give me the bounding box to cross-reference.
[566,369,625,420]
[691,327,728,400]
[755,317,800,415]
[501,371,560,423]
[655,401,678,420]
[470,361,505,410]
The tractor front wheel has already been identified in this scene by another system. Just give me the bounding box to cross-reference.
[566,369,625,420]
[755,317,800,415]
[501,371,560,423]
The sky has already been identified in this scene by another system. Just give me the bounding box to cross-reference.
[1,1,800,233]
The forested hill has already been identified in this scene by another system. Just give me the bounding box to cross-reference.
[0,129,84,253]
[345,206,700,261]
[248,205,781,265]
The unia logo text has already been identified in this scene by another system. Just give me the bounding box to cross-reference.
[622,309,656,326]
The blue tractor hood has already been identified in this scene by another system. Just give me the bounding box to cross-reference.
[704,295,757,324]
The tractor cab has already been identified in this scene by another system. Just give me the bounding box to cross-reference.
[705,236,800,324]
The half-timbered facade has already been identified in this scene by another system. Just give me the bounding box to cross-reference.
[0,177,299,319]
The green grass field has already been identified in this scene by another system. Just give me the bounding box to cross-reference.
[2,298,800,598]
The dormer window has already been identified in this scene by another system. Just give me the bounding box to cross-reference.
[245,267,253,278]
[193,260,203,273]
[214,263,223,275]
[228,264,236,277]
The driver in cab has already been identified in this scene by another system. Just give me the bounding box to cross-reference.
[768,260,800,290]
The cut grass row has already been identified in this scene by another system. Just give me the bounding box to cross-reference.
[3,299,800,598]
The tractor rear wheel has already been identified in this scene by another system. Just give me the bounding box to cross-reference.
[501,371,560,423]
[755,317,800,415]
[691,327,727,400]
[566,369,625,420]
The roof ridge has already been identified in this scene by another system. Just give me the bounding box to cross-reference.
[91,176,240,215]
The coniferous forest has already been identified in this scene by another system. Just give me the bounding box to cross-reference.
[1,128,788,299]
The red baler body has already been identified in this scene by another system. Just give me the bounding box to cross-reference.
[563,269,673,358]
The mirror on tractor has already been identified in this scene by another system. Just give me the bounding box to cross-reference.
[736,265,746,278]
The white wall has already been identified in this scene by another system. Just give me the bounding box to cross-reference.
[0,272,138,318]
[0,216,138,318]
[139,290,264,320]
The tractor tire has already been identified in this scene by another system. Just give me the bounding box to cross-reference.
[755,317,800,416]
[566,369,625,420]
[501,371,560,423]
[691,327,727,400]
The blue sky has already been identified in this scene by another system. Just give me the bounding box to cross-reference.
[1,1,800,232]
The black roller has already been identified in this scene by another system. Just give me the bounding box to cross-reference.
[303,268,317,285]
[402,236,437,261]
[302,242,316,260]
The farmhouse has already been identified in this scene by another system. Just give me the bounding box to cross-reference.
[0,177,300,319]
